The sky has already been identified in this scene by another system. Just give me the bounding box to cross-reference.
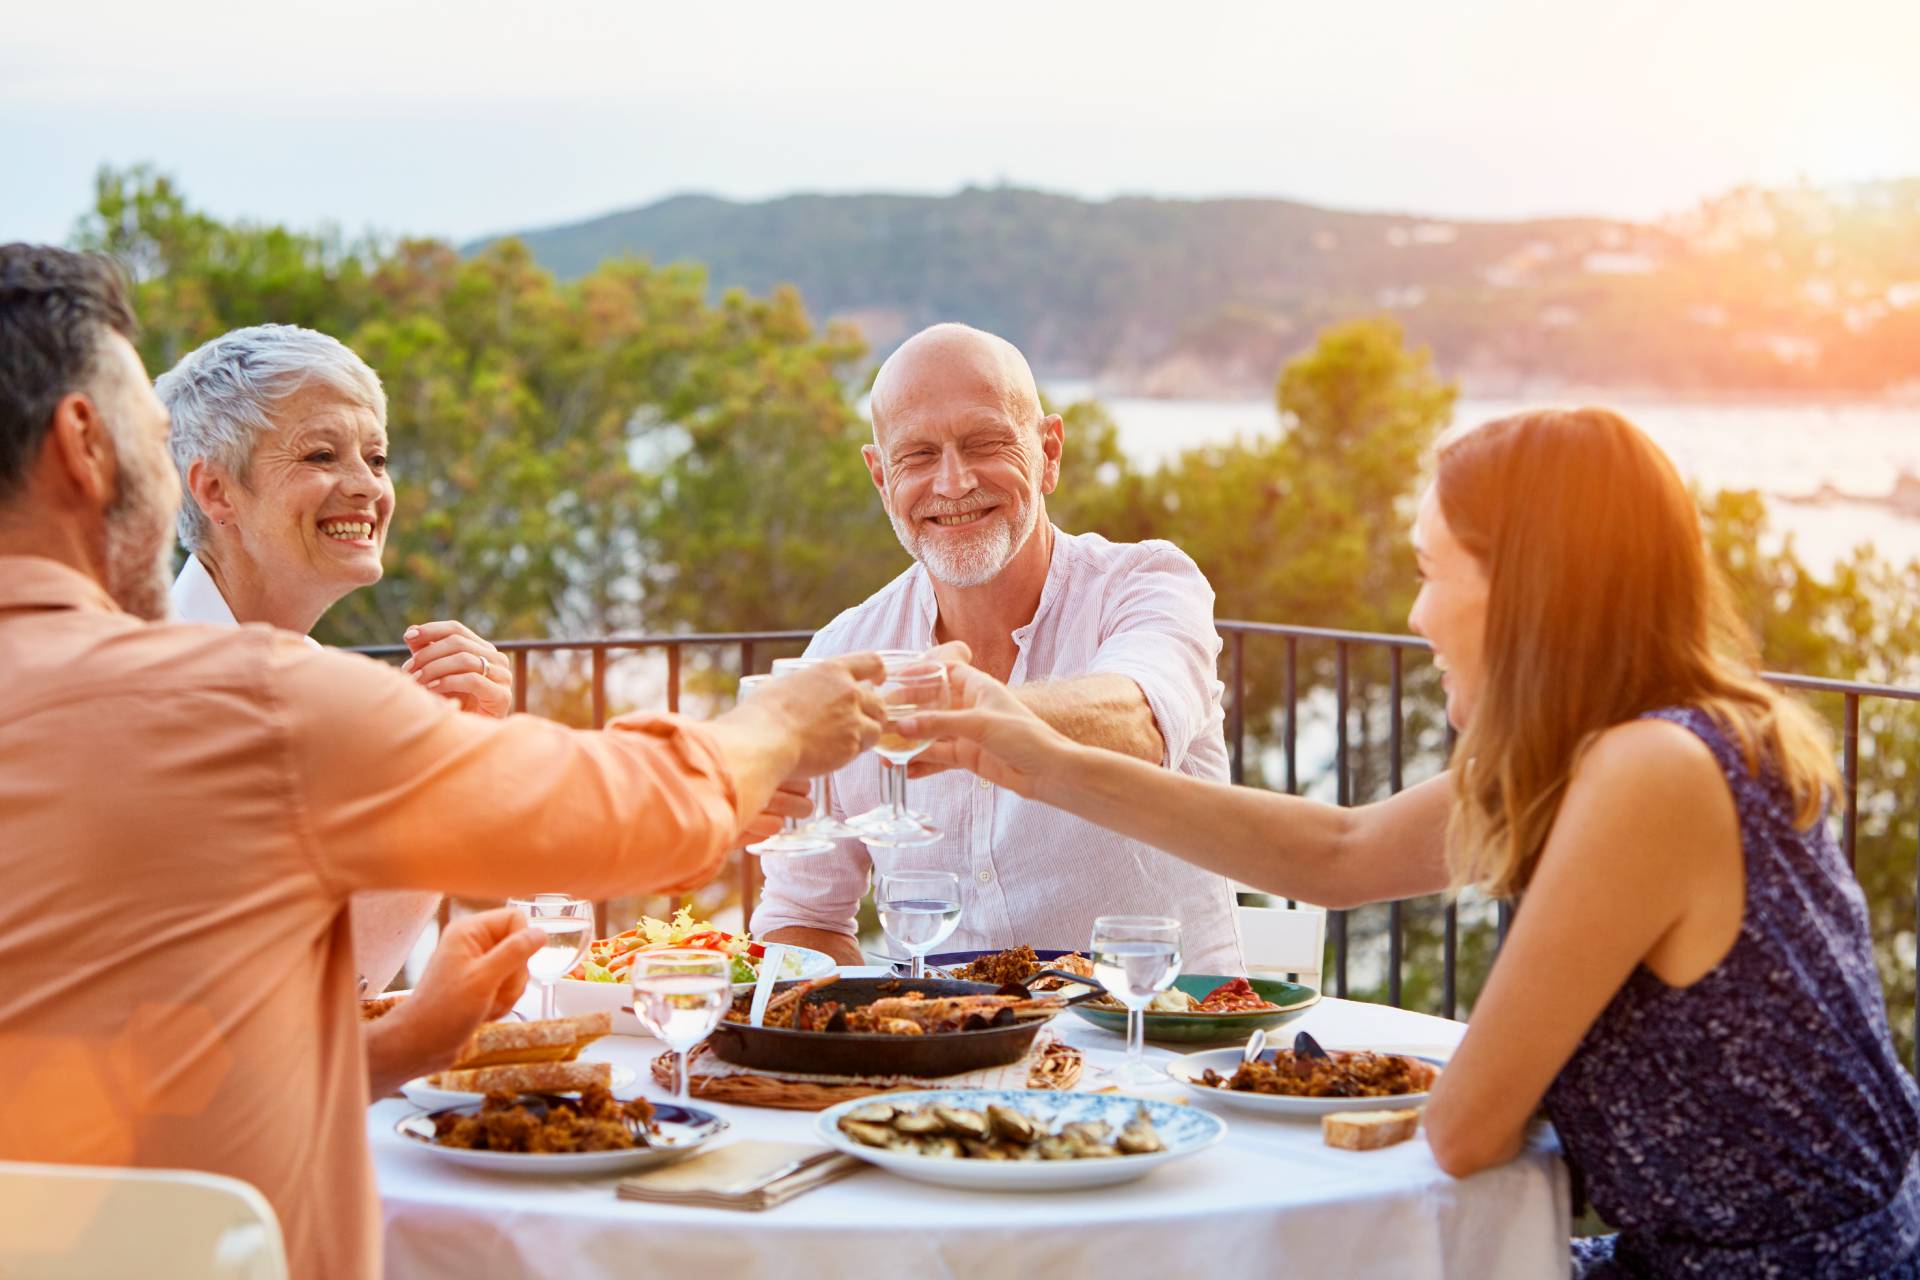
[5,0,1919,246]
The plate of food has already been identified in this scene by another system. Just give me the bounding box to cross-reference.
[922,946,1095,991]
[396,1089,727,1175]
[1168,1034,1443,1117]
[398,1011,638,1110]
[555,908,834,1028]
[707,974,1103,1077]
[817,1089,1226,1190]
[1069,974,1319,1043]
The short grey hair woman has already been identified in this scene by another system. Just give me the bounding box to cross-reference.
[159,323,514,989]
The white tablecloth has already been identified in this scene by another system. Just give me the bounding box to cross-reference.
[369,986,1569,1279]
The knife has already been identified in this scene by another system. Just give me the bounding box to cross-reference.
[749,943,789,1027]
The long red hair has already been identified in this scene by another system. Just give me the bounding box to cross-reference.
[1437,407,1836,896]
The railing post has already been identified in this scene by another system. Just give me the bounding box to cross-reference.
[590,648,607,729]
[1332,642,1349,999]
[1283,638,1299,796]
[1388,648,1404,1008]
[1228,629,1246,786]
[1443,717,1458,1020]
[511,650,529,714]
[666,644,682,714]
[1843,693,1860,867]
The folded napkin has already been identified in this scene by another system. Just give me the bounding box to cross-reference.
[616,1141,860,1211]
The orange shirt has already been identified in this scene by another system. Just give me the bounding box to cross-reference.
[0,556,741,1279]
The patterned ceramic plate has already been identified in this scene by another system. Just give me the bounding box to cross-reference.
[816,1088,1227,1190]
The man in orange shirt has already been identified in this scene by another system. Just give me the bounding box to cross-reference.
[0,244,884,1279]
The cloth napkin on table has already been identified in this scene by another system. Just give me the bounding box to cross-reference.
[616,1141,860,1211]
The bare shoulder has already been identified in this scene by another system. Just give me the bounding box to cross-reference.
[1561,718,1734,840]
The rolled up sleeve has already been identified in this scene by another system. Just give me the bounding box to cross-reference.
[1084,541,1225,772]
[748,841,871,940]
[273,640,741,901]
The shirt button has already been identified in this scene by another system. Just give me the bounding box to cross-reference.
[977,778,992,790]
[976,869,994,884]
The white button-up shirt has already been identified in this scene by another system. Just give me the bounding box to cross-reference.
[751,528,1244,973]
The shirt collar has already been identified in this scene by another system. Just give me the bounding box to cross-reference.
[169,553,239,627]
[0,555,123,617]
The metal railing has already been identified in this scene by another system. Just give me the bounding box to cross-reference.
[357,622,1920,1060]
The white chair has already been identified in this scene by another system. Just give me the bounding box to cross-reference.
[0,1161,288,1280]
[1233,892,1327,992]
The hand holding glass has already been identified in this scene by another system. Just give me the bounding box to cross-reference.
[850,654,949,847]
[508,894,594,1021]
[739,673,835,857]
[630,949,733,1102]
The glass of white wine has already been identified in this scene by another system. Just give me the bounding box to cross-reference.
[1091,915,1182,1085]
[848,654,949,848]
[507,894,594,1021]
[739,673,835,857]
[769,657,861,840]
[876,869,962,979]
[630,949,733,1103]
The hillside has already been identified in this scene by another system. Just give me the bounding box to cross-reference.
[472,182,1920,397]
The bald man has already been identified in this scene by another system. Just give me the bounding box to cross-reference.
[753,323,1244,971]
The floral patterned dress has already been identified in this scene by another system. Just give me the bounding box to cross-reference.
[1544,707,1920,1277]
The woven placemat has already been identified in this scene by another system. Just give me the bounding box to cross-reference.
[651,1036,1083,1110]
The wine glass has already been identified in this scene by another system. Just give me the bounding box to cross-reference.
[630,949,733,1103]
[738,673,836,857]
[507,894,594,1021]
[1091,915,1182,1085]
[848,653,949,848]
[876,869,962,979]
[769,657,861,839]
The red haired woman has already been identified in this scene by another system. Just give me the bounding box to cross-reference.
[900,408,1920,1277]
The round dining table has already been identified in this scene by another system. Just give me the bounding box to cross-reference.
[368,977,1571,1279]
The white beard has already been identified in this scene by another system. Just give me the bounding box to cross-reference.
[890,481,1039,589]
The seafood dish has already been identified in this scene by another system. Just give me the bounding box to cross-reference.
[836,1100,1166,1160]
[722,975,1071,1036]
[944,945,1095,990]
[1087,976,1279,1014]
[1199,1048,1439,1099]
[429,1088,655,1153]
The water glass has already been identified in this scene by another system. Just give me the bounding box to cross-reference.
[738,673,836,857]
[1091,915,1182,1085]
[876,869,962,979]
[849,652,949,848]
[507,894,594,1021]
[768,657,861,839]
[630,948,733,1102]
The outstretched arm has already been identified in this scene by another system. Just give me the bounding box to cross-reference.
[1011,674,1164,763]
[897,663,1452,908]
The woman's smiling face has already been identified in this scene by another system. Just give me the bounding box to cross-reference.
[224,386,394,599]
[1408,486,1492,730]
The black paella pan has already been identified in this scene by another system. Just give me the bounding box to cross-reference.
[705,975,1100,1077]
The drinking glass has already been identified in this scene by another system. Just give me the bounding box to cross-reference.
[768,657,861,839]
[507,894,594,1021]
[738,673,836,857]
[630,949,733,1103]
[848,653,949,847]
[876,869,962,979]
[1091,915,1182,1085]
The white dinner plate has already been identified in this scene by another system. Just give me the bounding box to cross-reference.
[1166,1046,1442,1118]
[399,1063,638,1111]
[395,1099,727,1175]
[554,945,837,1032]
[816,1089,1226,1191]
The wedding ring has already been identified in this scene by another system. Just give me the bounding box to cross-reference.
[481,655,492,680]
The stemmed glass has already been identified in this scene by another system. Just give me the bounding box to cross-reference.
[738,674,836,857]
[630,949,733,1103]
[508,894,594,1021]
[848,653,949,848]
[876,869,962,979]
[1091,915,1182,1085]
[768,657,861,840]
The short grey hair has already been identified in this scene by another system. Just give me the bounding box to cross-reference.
[156,324,386,551]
